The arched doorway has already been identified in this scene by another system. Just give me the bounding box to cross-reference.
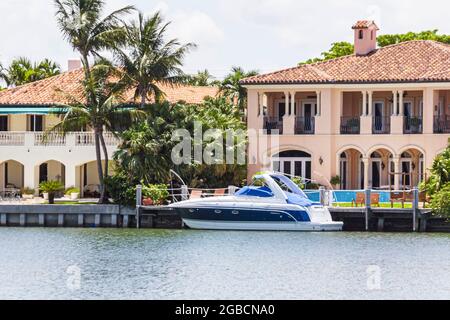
[337,148,364,190]
[38,160,66,185]
[0,160,24,191]
[368,148,394,189]
[271,150,312,182]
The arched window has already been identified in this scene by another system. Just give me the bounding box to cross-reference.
[272,150,312,181]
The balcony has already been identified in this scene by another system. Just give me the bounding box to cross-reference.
[295,117,315,135]
[0,132,120,147]
[403,116,423,134]
[264,117,283,135]
[434,116,450,134]
[372,116,391,134]
[340,117,360,134]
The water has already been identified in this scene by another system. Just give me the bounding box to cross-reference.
[1,228,450,300]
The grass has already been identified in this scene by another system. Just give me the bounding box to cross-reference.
[332,202,413,209]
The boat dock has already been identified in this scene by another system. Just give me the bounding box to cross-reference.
[0,203,448,232]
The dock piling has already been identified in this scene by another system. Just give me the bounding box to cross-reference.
[136,185,142,229]
[365,189,371,231]
[412,187,419,232]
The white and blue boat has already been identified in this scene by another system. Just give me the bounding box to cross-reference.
[170,173,343,231]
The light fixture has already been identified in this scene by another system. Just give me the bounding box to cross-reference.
[412,163,416,171]
[381,162,386,171]
[319,157,324,166]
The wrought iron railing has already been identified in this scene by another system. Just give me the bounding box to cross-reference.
[403,116,423,134]
[340,117,360,134]
[372,116,391,134]
[434,115,450,134]
[263,117,283,135]
[295,117,315,135]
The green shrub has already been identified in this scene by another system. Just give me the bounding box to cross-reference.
[39,180,64,193]
[142,184,170,205]
[330,175,341,187]
[104,173,137,207]
[65,187,80,195]
[430,183,450,218]
[291,177,305,190]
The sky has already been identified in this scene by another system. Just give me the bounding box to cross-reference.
[1,0,450,80]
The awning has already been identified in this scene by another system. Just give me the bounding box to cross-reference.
[0,107,66,115]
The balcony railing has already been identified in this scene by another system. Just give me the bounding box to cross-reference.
[264,117,283,135]
[295,117,315,135]
[404,116,423,134]
[75,132,119,146]
[34,133,66,146]
[0,132,120,147]
[434,115,450,134]
[340,117,360,134]
[373,116,391,134]
[0,132,25,146]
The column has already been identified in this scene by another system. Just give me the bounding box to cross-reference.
[393,91,398,115]
[423,88,437,134]
[65,164,76,189]
[284,92,290,116]
[367,91,373,116]
[398,90,404,116]
[316,90,322,116]
[362,91,367,116]
[390,90,403,134]
[23,163,36,192]
[290,91,296,116]
[363,157,370,190]
[258,92,264,116]
[393,156,401,191]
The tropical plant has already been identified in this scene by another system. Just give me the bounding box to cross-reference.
[112,11,195,108]
[330,175,341,187]
[48,63,144,203]
[39,180,64,204]
[300,30,450,64]
[21,187,35,195]
[186,69,218,87]
[300,42,354,65]
[0,57,61,87]
[65,186,80,195]
[430,183,450,218]
[142,184,169,205]
[219,66,259,110]
[54,0,134,83]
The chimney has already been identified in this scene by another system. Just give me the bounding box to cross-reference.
[352,20,379,56]
[68,59,82,71]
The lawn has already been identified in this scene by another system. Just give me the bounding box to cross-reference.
[332,202,413,209]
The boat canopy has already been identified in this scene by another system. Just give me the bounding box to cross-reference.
[236,172,317,207]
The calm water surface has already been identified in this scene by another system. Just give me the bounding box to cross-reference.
[1,228,450,300]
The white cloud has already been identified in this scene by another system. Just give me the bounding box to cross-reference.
[171,10,224,46]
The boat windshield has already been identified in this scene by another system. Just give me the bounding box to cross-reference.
[270,175,308,199]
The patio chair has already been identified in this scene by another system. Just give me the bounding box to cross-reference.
[190,190,203,199]
[352,193,365,207]
[352,192,380,207]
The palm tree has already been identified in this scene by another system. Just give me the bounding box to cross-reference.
[54,0,134,91]
[187,69,216,86]
[49,63,144,203]
[54,0,134,203]
[0,57,61,87]
[219,67,259,110]
[112,11,195,108]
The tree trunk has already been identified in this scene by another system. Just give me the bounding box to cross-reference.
[99,131,109,182]
[140,89,147,109]
[94,129,106,204]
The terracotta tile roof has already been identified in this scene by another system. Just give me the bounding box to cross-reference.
[352,20,379,30]
[241,40,450,85]
[0,68,218,106]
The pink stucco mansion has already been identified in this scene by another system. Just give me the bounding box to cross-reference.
[242,21,450,190]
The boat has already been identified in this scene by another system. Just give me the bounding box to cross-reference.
[169,172,343,231]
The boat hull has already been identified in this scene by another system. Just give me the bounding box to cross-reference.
[182,218,343,232]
